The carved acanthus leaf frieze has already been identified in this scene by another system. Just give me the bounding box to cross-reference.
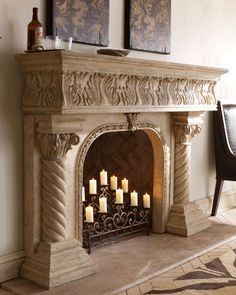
[23,70,217,109]
[39,133,80,160]
[63,71,216,107]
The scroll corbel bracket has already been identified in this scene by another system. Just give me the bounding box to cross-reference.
[125,113,139,131]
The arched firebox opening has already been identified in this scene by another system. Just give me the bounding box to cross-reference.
[76,124,170,250]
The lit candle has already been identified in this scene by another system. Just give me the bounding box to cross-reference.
[121,178,128,193]
[82,186,85,202]
[89,178,97,194]
[110,175,118,190]
[100,169,108,186]
[85,206,94,223]
[130,190,138,206]
[143,193,150,208]
[99,197,107,213]
[116,188,123,204]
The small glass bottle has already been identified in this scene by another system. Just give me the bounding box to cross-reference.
[27,7,43,51]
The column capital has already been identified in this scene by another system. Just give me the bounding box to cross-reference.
[38,133,79,161]
[172,112,204,144]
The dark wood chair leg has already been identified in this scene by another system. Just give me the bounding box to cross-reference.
[211,178,224,216]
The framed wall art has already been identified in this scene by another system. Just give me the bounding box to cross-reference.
[125,0,171,54]
[46,0,109,46]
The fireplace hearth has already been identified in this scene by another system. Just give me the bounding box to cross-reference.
[16,50,227,288]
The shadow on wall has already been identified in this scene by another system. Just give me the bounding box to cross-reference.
[0,3,25,254]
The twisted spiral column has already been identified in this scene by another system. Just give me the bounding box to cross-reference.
[174,143,191,205]
[39,133,79,243]
[42,159,67,242]
[172,114,201,206]
[167,113,211,236]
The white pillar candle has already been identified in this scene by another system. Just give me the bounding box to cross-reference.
[100,169,108,186]
[85,206,94,223]
[121,178,128,193]
[89,178,97,194]
[99,197,107,213]
[82,186,85,202]
[143,193,150,208]
[116,188,123,204]
[110,175,118,190]
[130,190,138,206]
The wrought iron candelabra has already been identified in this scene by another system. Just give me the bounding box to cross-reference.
[83,185,151,253]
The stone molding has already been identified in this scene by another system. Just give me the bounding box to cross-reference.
[166,202,211,236]
[0,251,25,283]
[76,120,170,240]
[20,239,97,288]
[23,71,217,110]
[15,51,228,113]
[62,72,217,106]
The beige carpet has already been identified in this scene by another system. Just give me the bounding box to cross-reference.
[144,248,236,295]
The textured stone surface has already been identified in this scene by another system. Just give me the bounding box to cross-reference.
[15,51,227,288]
[15,51,227,113]
[20,239,97,288]
[167,202,211,236]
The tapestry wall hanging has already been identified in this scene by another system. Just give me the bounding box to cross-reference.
[47,0,109,46]
[125,0,171,54]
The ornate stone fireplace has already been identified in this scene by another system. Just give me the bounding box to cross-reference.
[16,51,227,288]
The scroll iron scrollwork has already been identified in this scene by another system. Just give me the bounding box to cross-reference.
[125,113,139,131]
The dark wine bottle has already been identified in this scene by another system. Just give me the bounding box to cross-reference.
[27,7,43,51]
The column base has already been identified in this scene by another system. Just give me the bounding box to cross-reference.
[166,202,211,237]
[20,238,97,288]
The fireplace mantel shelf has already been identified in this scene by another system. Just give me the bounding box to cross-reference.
[16,50,228,114]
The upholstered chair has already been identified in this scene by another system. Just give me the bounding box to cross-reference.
[211,100,236,216]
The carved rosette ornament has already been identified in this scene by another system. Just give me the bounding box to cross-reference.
[173,121,201,205]
[38,133,79,242]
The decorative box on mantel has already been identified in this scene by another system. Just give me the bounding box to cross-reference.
[15,50,227,289]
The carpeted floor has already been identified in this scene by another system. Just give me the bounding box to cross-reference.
[145,247,236,294]
[117,208,236,295]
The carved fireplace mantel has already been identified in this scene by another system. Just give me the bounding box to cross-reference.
[15,51,228,288]
[16,50,227,114]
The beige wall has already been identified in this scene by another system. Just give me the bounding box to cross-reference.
[0,0,236,257]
